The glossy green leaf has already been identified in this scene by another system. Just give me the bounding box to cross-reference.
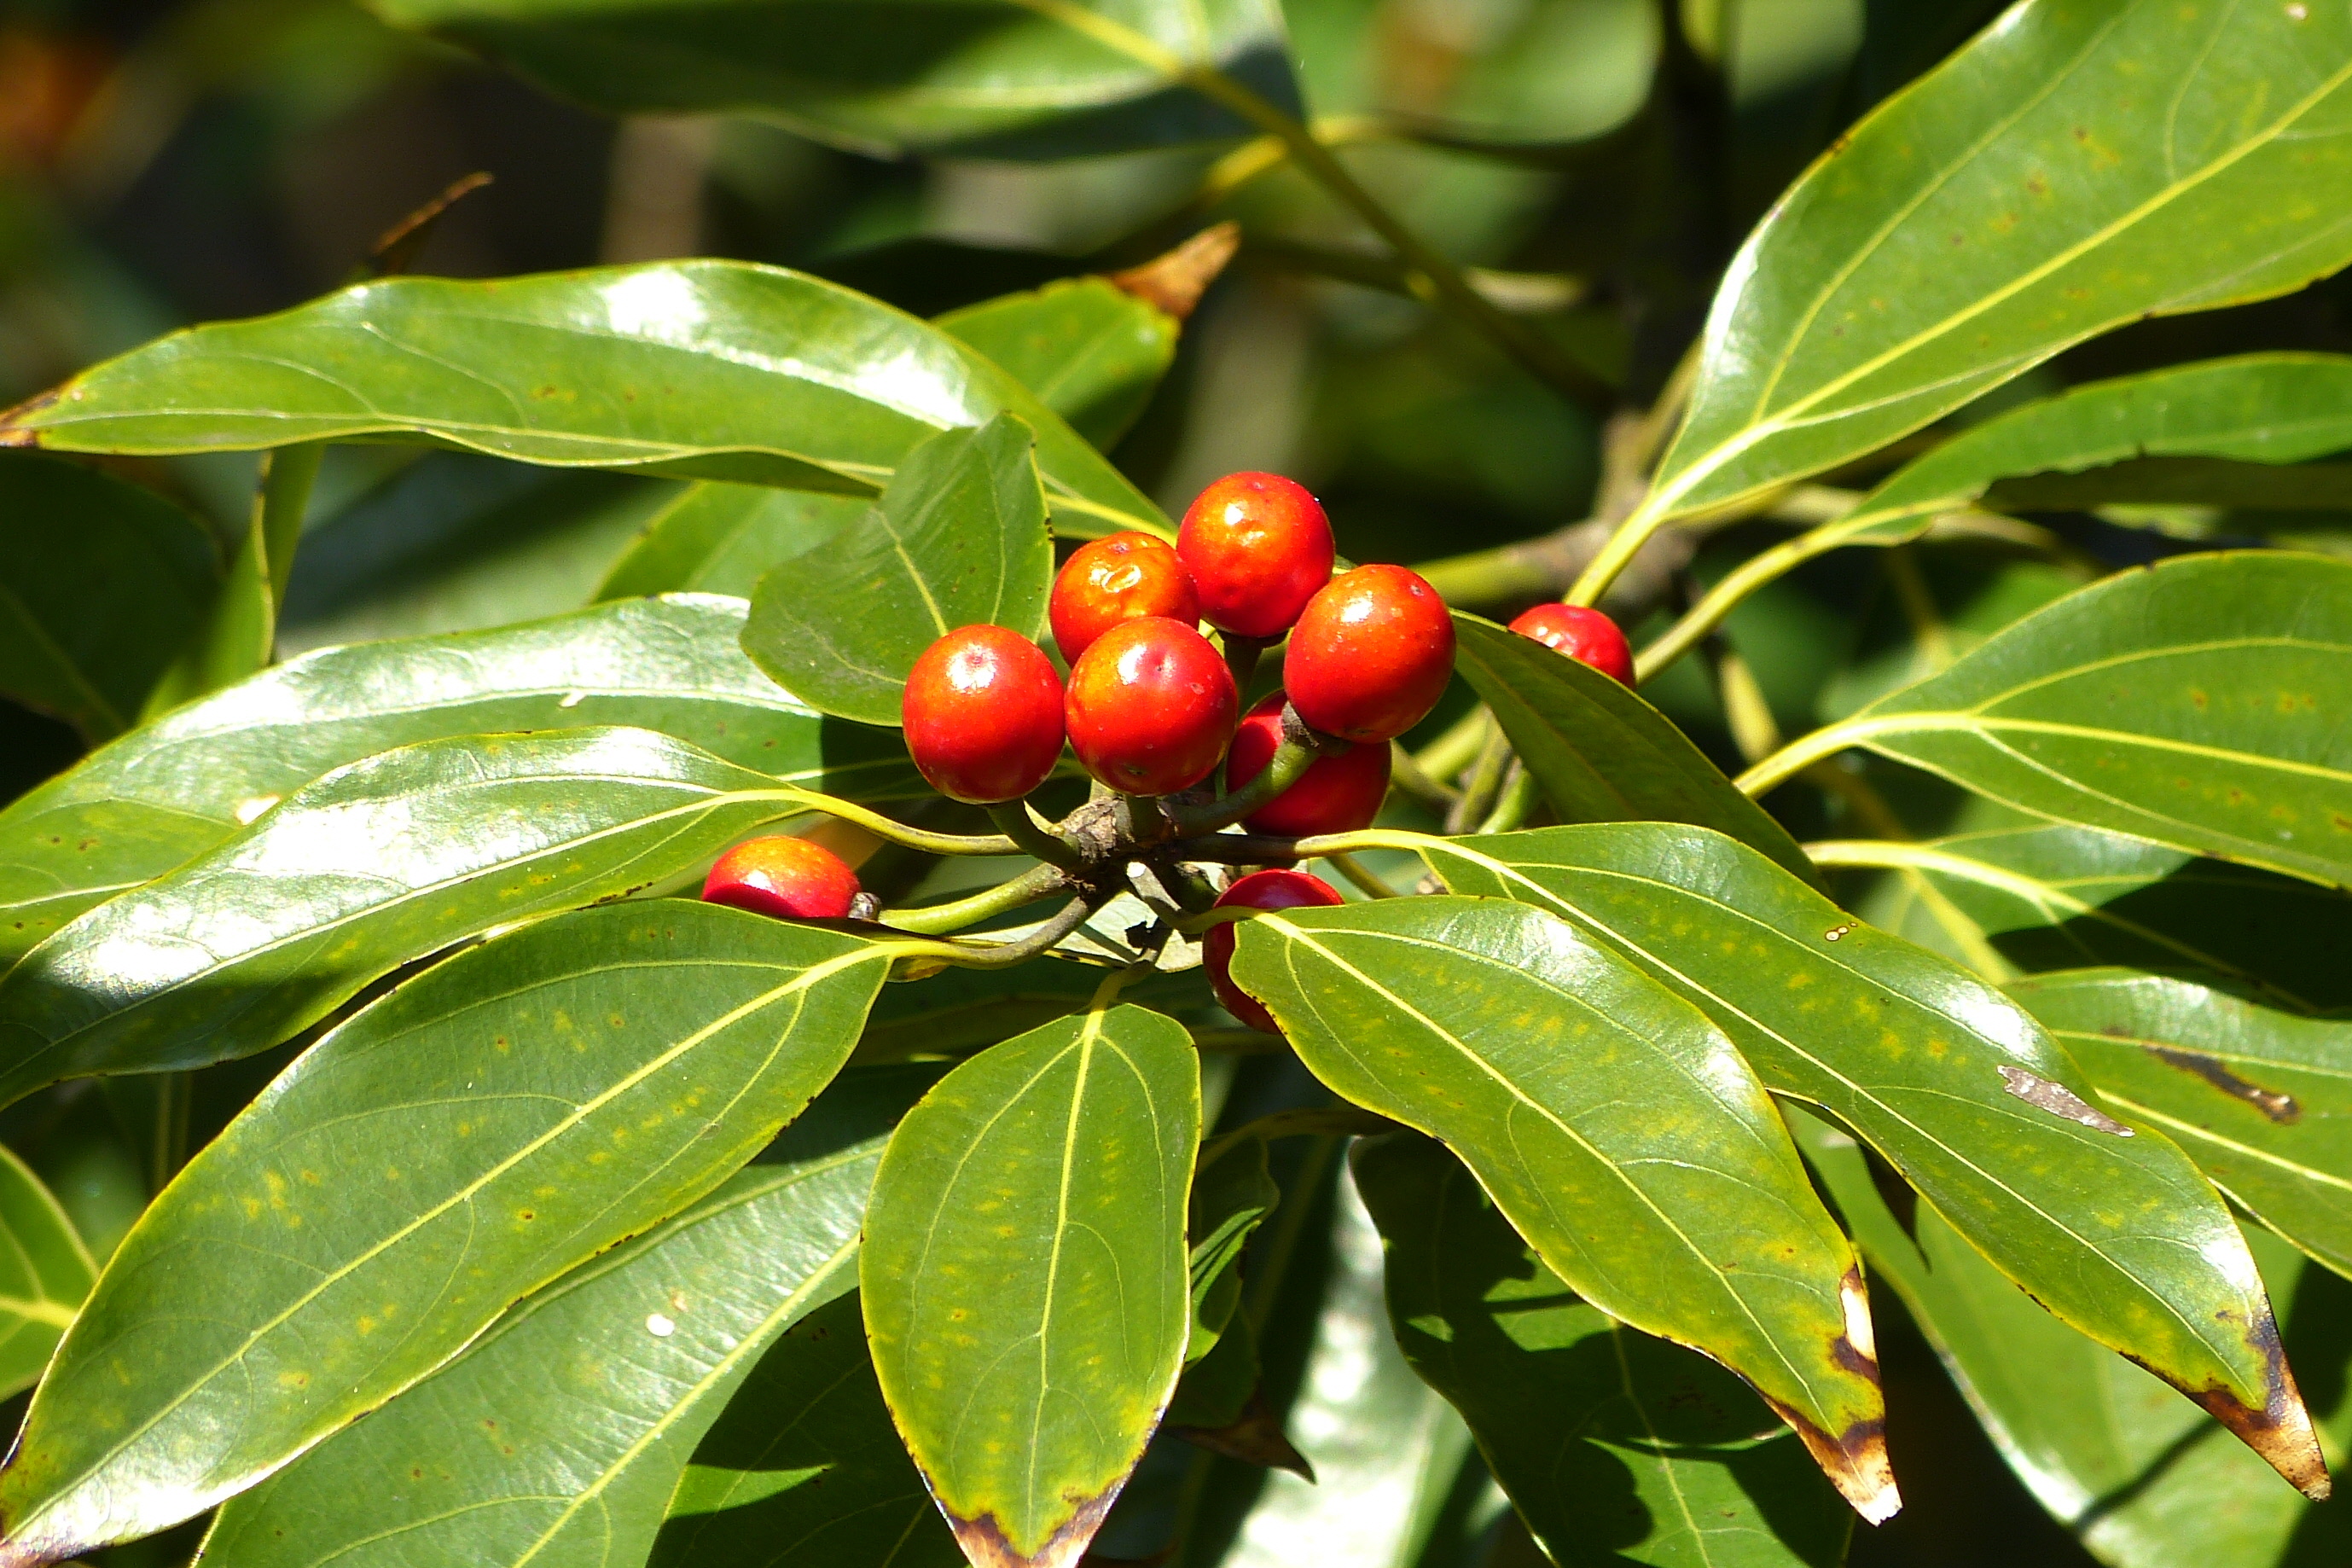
[2011,968,2352,1283]
[0,901,898,1561]
[1188,1132,1279,1365]
[862,1004,1199,1568]
[1793,1108,2352,1568]
[1449,613,1818,885]
[1226,896,1893,1519]
[0,725,845,1102]
[198,1064,937,1568]
[0,1142,96,1402]
[1794,551,2352,890]
[1353,1134,1850,1568]
[652,1291,961,1568]
[0,594,916,964]
[1646,0,2352,526]
[366,0,1299,160]
[938,278,1176,452]
[141,444,319,721]
[0,451,216,742]
[1836,354,2352,549]
[1410,821,2330,1497]
[857,956,1216,1063]
[594,484,862,602]
[0,262,1169,539]
[745,414,1052,726]
[1826,817,2352,1012]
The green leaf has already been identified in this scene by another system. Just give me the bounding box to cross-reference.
[1410,821,2332,1498]
[594,484,862,602]
[0,262,1170,540]
[2010,968,2352,1283]
[1352,1134,1850,1568]
[1226,896,1893,1519]
[1645,0,2352,526]
[364,0,1299,160]
[0,902,898,1560]
[0,594,915,964]
[1792,1107,2352,1567]
[1821,817,2352,1012]
[1187,1132,1279,1365]
[938,278,1176,452]
[1789,551,2352,891]
[196,1064,936,1568]
[745,414,1053,726]
[862,1003,1199,1568]
[653,1291,961,1568]
[0,452,217,742]
[0,1142,96,1402]
[857,956,1217,1062]
[0,725,843,1102]
[141,444,321,721]
[1449,613,1818,885]
[1837,354,2352,548]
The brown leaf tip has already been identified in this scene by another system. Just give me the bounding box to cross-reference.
[947,1485,1125,1568]
[1107,224,1241,322]
[1171,1390,1315,1481]
[2161,1307,2332,1501]
[0,388,60,445]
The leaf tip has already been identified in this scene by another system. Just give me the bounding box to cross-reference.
[2161,1306,2333,1501]
[1764,1267,1902,1524]
[945,1487,1123,1568]
[1107,224,1240,322]
[1171,1391,1315,1481]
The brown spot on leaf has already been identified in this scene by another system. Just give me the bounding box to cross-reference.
[0,388,61,444]
[2146,1045,2301,1123]
[1997,1065,2133,1135]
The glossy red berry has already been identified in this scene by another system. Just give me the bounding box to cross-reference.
[1509,602,1634,685]
[902,624,1066,804]
[1226,691,1391,837]
[1050,531,1199,665]
[1177,472,1335,638]
[1205,868,1344,1034]
[702,835,861,920]
[1065,617,1238,796]
[1284,564,1455,743]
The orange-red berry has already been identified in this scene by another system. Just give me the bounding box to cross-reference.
[1177,472,1335,638]
[1226,691,1391,837]
[902,624,1066,804]
[1284,564,1455,743]
[1050,531,1199,665]
[1205,868,1344,1033]
[1509,603,1634,685]
[1065,617,1238,796]
[702,835,861,920]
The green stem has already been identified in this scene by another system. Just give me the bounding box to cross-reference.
[258,444,323,608]
[1322,851,1401,898]
[915,891,1108,968]
[1444,719,1511,834]
[1387,739,1460,808]
[985,800,1085,871]
[1473,765,1538,834]
[1733,717,1885,798]
[1412,709,1490,788]
[880,862,1070,936]
[745,789,1021,857]
[1176,730,1327,835]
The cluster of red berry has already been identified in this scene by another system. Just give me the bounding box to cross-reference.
[897,471,1453,816]
[700,467,1639,1032]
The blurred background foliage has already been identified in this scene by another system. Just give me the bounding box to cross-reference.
[5,2,2352,1561]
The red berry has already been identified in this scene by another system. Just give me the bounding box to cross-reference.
[703,835,861,920]
[1508,603,1634,685]
[902,624,1066,804]
[1284,565,1455,743]
[1050,531,1199,665]
[1065,617,1238,796]
[1226,691,1391,837]
[1205,868,1344,1034]
[1177,472,1335,638]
